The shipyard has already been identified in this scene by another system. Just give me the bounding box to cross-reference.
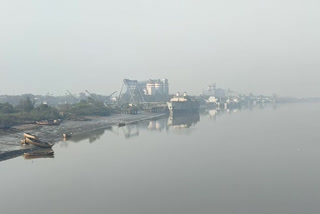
[1,1,320,212]
[0,78,284,161]
[1,74,301,163]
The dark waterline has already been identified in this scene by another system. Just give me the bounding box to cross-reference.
[1,103,320,214]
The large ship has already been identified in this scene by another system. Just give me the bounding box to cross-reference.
[167,92,200,114]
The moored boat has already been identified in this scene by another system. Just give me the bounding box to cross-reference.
[24,149,54,159]
[167,92,200,114]
[24,155,54,160]
[36,119,60,125]
[25,137,54,148]
[24,149,54,157]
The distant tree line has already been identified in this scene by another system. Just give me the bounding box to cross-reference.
[0,97,112,126]
[59,100,111,119]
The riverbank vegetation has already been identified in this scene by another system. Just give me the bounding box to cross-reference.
[59,100,111,119]
[0,97,112,126]
[0,98,60,125]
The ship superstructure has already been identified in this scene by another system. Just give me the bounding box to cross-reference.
[167,92,199,114]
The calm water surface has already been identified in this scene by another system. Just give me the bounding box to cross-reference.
[1,103,320,214]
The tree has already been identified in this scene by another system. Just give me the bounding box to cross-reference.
[0,103,15,114]
[16,97,34,112]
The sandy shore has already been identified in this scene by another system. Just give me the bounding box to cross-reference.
[0,112,166,162]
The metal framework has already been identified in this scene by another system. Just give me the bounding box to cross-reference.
[119,79,145,104]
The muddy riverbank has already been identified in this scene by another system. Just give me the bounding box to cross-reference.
[0,112,166,162]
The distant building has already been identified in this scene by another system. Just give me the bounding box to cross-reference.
[203,83,216,96]
[139,79,169,96]
[202,83,229,98]
[215,88,226,98]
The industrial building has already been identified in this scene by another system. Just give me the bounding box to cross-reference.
[203,83,216,96]
[119,78,169,104]
[202,83,228,98]
[139,79,169,96]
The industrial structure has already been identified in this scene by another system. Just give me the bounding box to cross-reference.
[167,92,200,114]
[202,83,229,98]
[119,79,146,104]
[203,83,216,96]
[119,78,169,104]
[139,79,169,96]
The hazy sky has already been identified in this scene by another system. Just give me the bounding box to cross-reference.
[0,0,319,97]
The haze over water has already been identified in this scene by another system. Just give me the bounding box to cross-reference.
[1,103,320,214]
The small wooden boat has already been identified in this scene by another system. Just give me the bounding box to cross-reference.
[24,149,54,157]
[36,120,60,126]
[24,149,54,159]
[25,137,54,148]
[23,132,38,139]
[24,155,54,160]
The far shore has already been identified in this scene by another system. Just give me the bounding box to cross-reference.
[0,112,166,162]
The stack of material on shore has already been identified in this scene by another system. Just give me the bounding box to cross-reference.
[21,133,54,148]
[21,132,37,145]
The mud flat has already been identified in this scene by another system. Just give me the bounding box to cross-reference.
[0,112,166,162]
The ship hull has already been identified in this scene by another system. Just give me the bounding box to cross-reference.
[167,101,199,114]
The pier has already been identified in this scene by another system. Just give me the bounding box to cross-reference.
[142,103,168,113]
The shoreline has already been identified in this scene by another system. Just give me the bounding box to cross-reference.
[0,112,166,162]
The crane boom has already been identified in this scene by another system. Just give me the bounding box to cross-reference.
[85,90,100,102]
[66,90,78,100]
[108,91,117,98]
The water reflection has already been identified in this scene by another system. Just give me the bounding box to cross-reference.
[200,104,256,120]
[23,148,54,160]
[61,109,244,142]
[167,112,200,128]
[59,105,272,143]
[4,103,319,214]
[207,109,218,120]
[117,124,140,138]
[106,113,202,139]
[60,106,249,142]
[147,118,168,132]
[148,120,166,131]
[70,128,107,143]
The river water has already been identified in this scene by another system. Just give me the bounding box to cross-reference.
[1,103,320,214]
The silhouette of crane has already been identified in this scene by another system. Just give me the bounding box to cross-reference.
[107,91,117,98]
[104,91,117,103]
[85,90,100,102]
[66,90,78,100]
